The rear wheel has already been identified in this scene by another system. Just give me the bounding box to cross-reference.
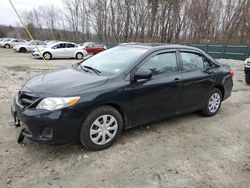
[4,44,10,49]
[43,52,52,60]
[245,72,250,85]
[76,52,83,60]
[80,106,123,150]
[202,88,222,117]
[19,47,26,53]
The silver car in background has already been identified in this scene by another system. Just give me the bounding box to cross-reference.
[13,40,47,53]
[32,42,88,60]
[1,38,28,48]
[0,38,14,48]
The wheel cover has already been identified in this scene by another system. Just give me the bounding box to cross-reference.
[44,53,50,59]
[77,53,83,59]
[90,115,118,145]
[208,93,221,113]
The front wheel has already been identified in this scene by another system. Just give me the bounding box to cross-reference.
[245,72,250,85]
[4,44,10,49]
[43,52,52,60]
[19,47,26,53]
[80,106,123,150]
[201,88,222,117]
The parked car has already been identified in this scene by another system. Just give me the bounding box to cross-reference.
[32,42,88,60]
[81,42,107,54]
[0,38,14,48]
[244,57,250,84]
[11,44,233,150]
[13,40,47,53]
[1,38,28,48]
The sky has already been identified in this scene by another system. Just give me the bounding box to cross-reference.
[0,0,63,26]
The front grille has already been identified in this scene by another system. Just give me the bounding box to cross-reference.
[18,91,39,108]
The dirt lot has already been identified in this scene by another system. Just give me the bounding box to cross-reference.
[0,48,250,188]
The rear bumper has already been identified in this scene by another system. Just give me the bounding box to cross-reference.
[11,96,83,145]
[223,76,233,101]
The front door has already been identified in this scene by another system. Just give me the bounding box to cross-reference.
[51,43,66,58]
[129,51,182,125]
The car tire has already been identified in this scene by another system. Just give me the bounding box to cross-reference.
[245,72,250,85]
[4,44,10,49]
[80,106,123,150]
[76,52,83,60]
[19,48,26,53]
[43,52,52,60]
[201,88,222,117]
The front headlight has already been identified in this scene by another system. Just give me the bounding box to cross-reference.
[36,96,80,111]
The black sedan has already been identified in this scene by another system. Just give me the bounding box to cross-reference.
[11,44,234,150]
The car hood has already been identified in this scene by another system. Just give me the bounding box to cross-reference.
[22,66,109,96]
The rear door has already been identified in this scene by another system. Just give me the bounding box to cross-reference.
[65,43,78,57]
[130,50,182,125]
[178,50,216,113]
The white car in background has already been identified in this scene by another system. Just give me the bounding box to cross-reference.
[0,38,14,48]
[32,42,88,60]
[1,38,28,48]
[13,40,47,53]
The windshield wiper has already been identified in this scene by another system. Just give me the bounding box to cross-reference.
[79,65,90,73]
[83,65,101,75]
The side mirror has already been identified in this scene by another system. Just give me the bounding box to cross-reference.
[203,68,213,74]
[134,69,152,80]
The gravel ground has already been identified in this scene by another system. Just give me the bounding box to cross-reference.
[0,48,250,188]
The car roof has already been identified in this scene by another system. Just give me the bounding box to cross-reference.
[51,41,77,46]
[119,43,203,52]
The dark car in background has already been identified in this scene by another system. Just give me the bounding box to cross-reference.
[11,44,233,150]
[244,57,250,84]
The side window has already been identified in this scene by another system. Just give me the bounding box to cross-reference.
[52,44,61,49]
[180,52,210,70]
[66,43,76,48]
[52,43,66,49]
[38,41,46,45]
[139,52,178,76]
[60,43,66,48]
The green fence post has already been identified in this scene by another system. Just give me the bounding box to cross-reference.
[247,44,250,58]
[205,44,208,52]
[221,45,226,59]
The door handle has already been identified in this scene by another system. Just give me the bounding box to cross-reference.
[173,78,181,83]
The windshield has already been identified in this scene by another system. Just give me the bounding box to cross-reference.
[28,41,35,45]
[80,46,148,75]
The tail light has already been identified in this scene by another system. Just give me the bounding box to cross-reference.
[230,70,234,77]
